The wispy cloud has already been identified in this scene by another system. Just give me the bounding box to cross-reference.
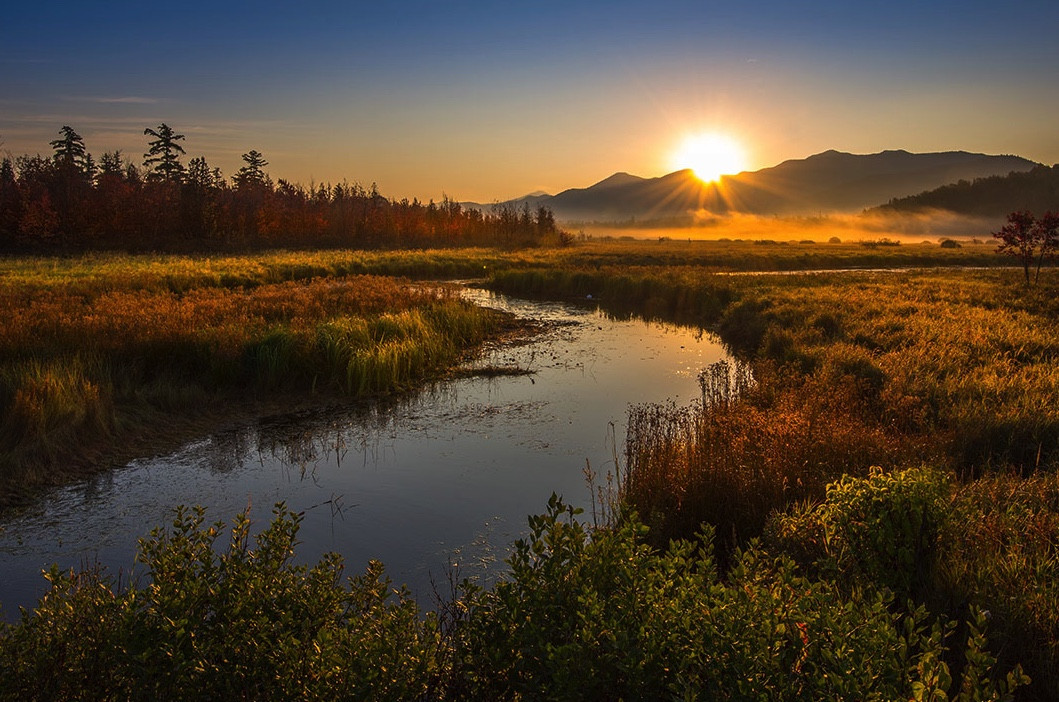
[60,95,165,105]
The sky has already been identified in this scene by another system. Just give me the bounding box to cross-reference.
[2,1,1058,203]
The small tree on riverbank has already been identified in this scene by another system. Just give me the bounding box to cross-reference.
[993,211,1058,284]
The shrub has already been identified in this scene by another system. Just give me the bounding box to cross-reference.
[0,504,441,700]
[622,361,910,560]
[0,498,1029,700]
[451,495,1026,700]
[936,473,1059,698]
[767,466,949,602]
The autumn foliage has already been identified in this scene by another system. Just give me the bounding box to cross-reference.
[992,210,1059,284]
[0,126,565,252]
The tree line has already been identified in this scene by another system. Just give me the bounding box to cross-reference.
[880,163,1059,217]
[0,125,566,252]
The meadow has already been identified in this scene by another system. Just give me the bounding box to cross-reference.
[0,252,520,509]
[1,239,1055,699]
[488,256,1059,698]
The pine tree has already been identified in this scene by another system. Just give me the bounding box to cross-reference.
[0,157,22,242]
[143,124,187,182]
[49,126,89,173]
[234,150,269,189]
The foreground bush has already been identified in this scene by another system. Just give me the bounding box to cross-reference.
[0,505,441,700]
[770,466,1059,700]
[0,498,1025,700]
[939,473,1059,700]
[768,466,949,602]
[452,495,1024,700]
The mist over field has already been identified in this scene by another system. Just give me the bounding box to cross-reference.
[575,210,1003,245]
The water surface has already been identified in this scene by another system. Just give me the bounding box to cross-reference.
[0,289,728,616]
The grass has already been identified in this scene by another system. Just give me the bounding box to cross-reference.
[0,256,512,511]
[487,257,1059,698]
[1,239,1055,697]
[489,265,1059,472]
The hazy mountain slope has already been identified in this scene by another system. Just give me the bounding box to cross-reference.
[505,150,1038,222]
[876,164,1059,216]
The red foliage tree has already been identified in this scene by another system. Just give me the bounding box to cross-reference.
[993,211,1040,284]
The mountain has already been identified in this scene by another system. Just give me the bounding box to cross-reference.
[508,150,1039,222]
[876,164,1059,217]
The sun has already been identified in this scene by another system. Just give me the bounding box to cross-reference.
[671,132,747,183]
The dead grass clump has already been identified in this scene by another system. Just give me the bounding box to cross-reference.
[622,361,916,563]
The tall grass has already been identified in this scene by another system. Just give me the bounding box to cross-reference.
[0,264,505,509]
[491,265,1059,474]
[623,361,921,559]
[490,258,1059,697]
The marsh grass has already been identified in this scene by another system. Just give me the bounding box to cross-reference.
[491,264,1059,474]
[623,361,921,561]
[490,258,1059,697]
[0,261,506,509]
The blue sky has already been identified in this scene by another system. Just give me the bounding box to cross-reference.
[3,1,1057,201]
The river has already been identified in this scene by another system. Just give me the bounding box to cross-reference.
[0,288,729,617]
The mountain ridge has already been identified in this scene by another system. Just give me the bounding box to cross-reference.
[485,150,1039,223]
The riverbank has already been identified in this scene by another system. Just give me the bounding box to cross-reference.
[487,262,1059,698]
[0,258,522,513]
[2,241,1053,698]
[2,240,1007,511]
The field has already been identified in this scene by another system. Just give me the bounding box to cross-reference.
[1,239,1057,699]
[0,251,518,509]
[488,252,1059,698]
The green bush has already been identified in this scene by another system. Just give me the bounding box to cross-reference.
[0,497,1028,700]
[936,473,1059,699]
[451,495,1024,700]
[0,504,441,701]
[768,466,949,601]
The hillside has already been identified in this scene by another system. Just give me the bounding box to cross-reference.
[877,164,1059,216]
[499,150,1038,223]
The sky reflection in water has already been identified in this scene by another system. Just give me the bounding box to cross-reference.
[0,289,728,617]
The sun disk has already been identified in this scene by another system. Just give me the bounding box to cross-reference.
[672,133,747,183]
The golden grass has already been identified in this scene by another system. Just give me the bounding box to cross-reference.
[0,257,511,509]
[487,257,1059,696]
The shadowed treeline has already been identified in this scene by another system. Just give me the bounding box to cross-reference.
[879,164,1059,217]
[0,125,566,252]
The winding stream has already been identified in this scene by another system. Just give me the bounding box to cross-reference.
[0,289,730,617]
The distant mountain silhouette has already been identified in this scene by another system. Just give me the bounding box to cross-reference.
[499,150,1039,222]
[876,164,1059,217]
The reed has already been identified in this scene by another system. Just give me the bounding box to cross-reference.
[622,361,919,560]
[0,264,505,509]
